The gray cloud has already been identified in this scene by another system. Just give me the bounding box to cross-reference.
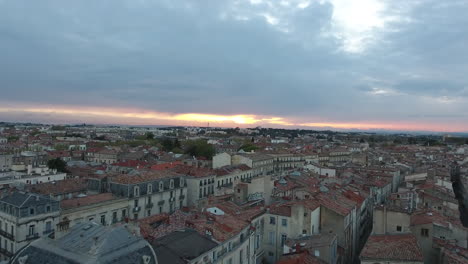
[0,0,468,127]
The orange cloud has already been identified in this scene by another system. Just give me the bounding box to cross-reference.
[0,104,466,132]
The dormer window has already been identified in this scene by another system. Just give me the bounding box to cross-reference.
[170,180,174,189]
[180,178,185,187]
[30,208,35,215]
[147,184,153,194]
[159,182,164,192]
[134,186,140,197]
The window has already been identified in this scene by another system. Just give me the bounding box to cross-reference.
[134,214,138,220]
[29,208,35,215]
[180,178,184,187]
[421,228,429,237]
[10,226,14,236]
[282,219,287,227]
[396,226,402,232]
[112,211,117,222]
[227,258,233,264]
[134,186,140,197]
[147,184,153,194]
[100,215,106,225]
[268,252,274,256]
[239,249,243,264]
[147,210,151,216]
[46,205,51,212]
[159,182,164,191]
[314,250,320,257]
[304,212,308,217]
[270,217,276,225]
[170,180,174,189]
[122,209,127,218]
[269,231,275,244]
[281,234,287,247]
[28,225,35,236]
[134,199,139,207]
[159,206,163,213]
[45,221,51,232]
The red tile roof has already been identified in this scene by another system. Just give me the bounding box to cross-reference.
[60,193,117,210]
[150,161,182,171]
[171,165,214,178]
[112,160,149,168]
[277,252,326,264]
[111,170,182,184]
[26,178,87,196]
[360,234,423,262]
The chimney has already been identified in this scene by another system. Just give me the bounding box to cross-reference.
[295,244,301,252]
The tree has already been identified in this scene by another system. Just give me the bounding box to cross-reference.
[184,140,215,158]
[47,158,68,173]
[145,132,155,140]
[239,143,258,152]
[7,136,19,142]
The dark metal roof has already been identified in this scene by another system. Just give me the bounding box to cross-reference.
[152,229,218,263]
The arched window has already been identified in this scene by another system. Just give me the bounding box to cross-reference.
[147,184,153,194]
[134,186,140,197]
[170,180,174,189]
[159,182,164,192]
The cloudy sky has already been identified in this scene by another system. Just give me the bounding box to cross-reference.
[1,0,467,132]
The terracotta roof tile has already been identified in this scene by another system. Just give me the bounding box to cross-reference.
[360,234,423,262]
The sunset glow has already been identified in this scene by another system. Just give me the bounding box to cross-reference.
[0,104,466,132]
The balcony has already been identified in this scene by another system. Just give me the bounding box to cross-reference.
[169,197,176,202]
[146,202,154,209]
[0,230,14,240]
[133,206,141,212]
[0,248,13,257]
[179,195,185,200]
[158,200,165,206]
[26,233,39,240]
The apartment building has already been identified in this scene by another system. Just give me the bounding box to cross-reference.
[0,192,60,261]
[263,200,321,263]
[231,153,274,177]
[108,170,187,220]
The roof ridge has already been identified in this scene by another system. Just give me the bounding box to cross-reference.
[19,193,33,208]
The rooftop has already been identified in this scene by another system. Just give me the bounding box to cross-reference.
[360,234,423,262]
[10,222,156,264]
[111,170,182,184]
[60,193,117,210]
[152,229,218,264]
[0,191,56,208]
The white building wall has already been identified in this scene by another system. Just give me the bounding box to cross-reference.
[213,153,231,169]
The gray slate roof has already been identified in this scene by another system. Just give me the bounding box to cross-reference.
[10,222,157,264]
[1,191,54,208]
[152,229,218,264]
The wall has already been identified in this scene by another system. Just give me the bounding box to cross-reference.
[213,153,231,169]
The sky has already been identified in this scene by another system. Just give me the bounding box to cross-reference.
[1,0,468,132]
